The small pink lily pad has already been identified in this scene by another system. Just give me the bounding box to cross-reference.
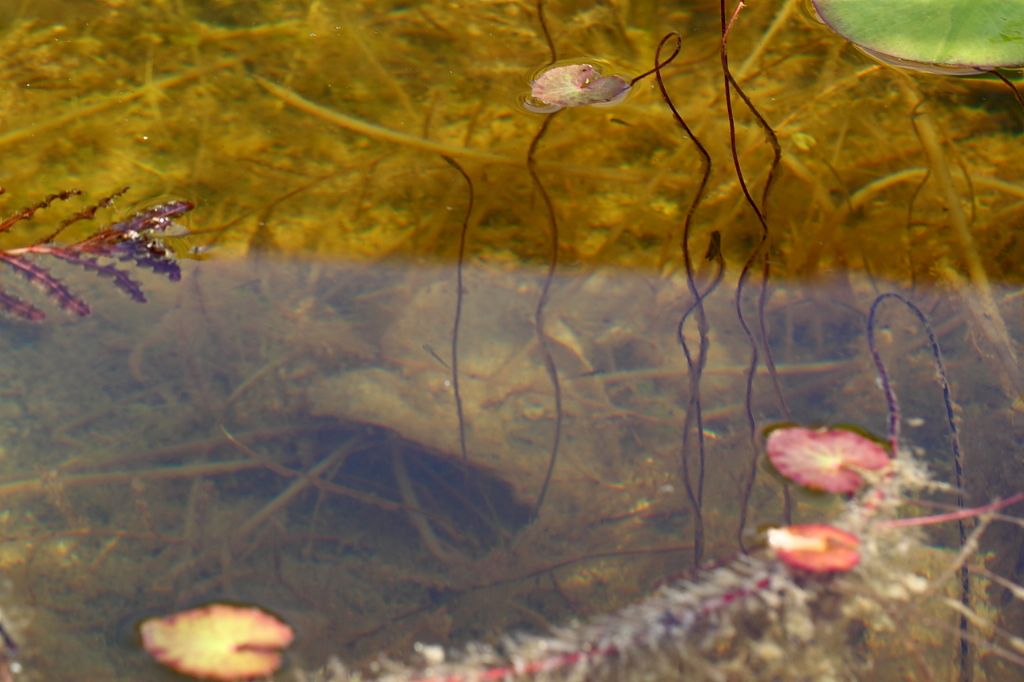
[765,426,890,493]
[768,524,860,573]
[140,603,294,681]
[526,63,630,113]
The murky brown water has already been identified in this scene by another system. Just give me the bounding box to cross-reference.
[0,1,1021,679]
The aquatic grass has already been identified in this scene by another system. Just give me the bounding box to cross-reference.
[897,75,1024,405]
[251,73,679,186]
[0,56,248,154]
[2,0,1019,273]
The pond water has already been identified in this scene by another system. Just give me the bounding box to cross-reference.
[0,1,1021,680]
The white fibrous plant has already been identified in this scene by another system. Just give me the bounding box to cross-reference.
[298,429,1022,682]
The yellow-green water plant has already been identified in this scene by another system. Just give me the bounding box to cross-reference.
[808,6,1024,675]
[810,0,1024,412]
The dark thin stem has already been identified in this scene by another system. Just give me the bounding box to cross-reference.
[720,1,783,551]
[0,189,81,234]
[526,111,564,521]
[0,618,16,665]
[629,36,689,87]
[866,291,970,680]
[864,297,903,453]
[442,156,474,462]
[442,157,506,541]
[990,69,1024,117]
[755,256,792,522]
[677,251,724,567]
[729,75,787,424]
[651,32,714,566]
[535,0,557,67]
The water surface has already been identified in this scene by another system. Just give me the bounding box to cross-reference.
[0,1,1021,679]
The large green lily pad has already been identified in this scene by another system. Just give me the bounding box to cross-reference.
[813,0,1024,70]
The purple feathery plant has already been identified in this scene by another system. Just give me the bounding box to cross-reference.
[0,187,193,320]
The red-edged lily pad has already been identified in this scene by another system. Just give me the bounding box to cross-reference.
[765,426,890,494]
[140,603,294,681]
[768,524,860,573]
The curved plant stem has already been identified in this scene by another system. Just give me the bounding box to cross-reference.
[442,157,474,461]
[719,1,788,549]
[881,493,1024,529]
[525,111,564,521]
[535,0,557,67]
[650,32,714,567]
[989,69,1024,116]
[676,248,724,568]
[523,0,565,523]
[866,290,971,682]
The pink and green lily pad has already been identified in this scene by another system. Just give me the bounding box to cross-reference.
[765,426,890,494]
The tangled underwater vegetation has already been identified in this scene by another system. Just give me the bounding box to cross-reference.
[301,428,1024,682]
[0,0,1023,680]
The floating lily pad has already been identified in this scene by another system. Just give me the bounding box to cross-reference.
[765,426,890,494]
[813,0,1024,71]
[768,524,861,573]
[140,603,294,681]
[525,63,630,113]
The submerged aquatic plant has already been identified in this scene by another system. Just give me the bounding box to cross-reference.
[304,434,1023,681]
[0,188,193,320]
